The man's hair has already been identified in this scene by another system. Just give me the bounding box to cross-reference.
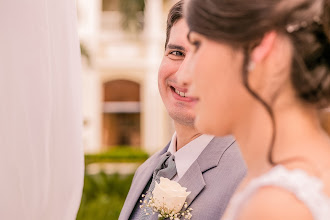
[165,0,184,49]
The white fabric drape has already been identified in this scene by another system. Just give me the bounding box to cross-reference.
[0,0,84,219]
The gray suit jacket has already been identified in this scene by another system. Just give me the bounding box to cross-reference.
[119,135,247,220]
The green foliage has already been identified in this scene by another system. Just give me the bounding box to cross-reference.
[80,43,90,65]
[77,172,134,220]
[119,0,145,32]
[78,147,147,219]
[85,147,149,164]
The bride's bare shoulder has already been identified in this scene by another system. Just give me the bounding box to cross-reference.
[236,186,313,220]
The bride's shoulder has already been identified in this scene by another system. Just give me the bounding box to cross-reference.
[228,165,330,220]
[236,184,314,220]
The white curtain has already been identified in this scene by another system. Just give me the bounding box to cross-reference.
[0,0,84,219]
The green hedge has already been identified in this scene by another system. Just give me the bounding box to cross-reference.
[78,147,148,219]
[85,147,149,164]
[77,172,134,220]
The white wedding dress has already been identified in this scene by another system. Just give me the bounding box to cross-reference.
[225,165,330,220]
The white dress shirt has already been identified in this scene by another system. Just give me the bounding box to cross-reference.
[167,132,214,181]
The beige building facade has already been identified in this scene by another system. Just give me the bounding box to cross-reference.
[78,0,179,154]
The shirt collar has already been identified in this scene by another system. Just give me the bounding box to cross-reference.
[167,132,214,180]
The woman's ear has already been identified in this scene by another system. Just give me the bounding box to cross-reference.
[251,31,277,63]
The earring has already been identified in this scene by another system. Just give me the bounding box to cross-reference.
[248,61,255,72]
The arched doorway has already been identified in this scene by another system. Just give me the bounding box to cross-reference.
[102,80,141,148]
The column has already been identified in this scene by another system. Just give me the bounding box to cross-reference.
[143,0,167,154]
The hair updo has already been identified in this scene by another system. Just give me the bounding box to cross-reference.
[186,0,330,107]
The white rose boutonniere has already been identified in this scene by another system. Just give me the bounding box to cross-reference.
[140,177,193,220]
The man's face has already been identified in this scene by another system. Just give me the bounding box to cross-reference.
[158,19,195,126]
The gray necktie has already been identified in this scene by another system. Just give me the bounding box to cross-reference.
[140,152,177,220]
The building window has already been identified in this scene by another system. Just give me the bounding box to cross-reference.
[102,0,119,11]
[102,80,141,148]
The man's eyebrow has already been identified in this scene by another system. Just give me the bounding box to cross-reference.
[166,44,186,51]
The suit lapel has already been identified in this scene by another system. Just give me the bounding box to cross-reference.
[178,161,205,207]
[135,135,236,220]
[121,145,169,220]
[178,135,236,208]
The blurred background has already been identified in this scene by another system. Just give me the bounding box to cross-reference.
[76,0,179,219]
[75,0,330,219]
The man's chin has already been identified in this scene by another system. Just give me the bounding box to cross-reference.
[169,113,195,127]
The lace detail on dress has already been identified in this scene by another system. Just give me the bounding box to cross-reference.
[225,165,330,220]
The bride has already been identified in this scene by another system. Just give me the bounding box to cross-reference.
[180,0,330,219]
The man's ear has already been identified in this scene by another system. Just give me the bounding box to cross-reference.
[251,31,277,63]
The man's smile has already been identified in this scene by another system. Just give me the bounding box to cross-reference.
[168,84,194,102]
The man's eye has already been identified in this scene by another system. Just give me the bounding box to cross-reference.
[169,51,184,56]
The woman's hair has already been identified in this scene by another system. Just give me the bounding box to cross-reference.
[186,0,330,164]
[186,0,330,106]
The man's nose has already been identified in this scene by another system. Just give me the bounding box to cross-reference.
[176,55,193,88]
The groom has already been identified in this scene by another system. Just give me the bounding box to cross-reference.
[119,1,246,219]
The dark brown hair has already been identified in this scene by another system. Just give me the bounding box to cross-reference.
[165,0,184,48]
[186,0,330,164]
